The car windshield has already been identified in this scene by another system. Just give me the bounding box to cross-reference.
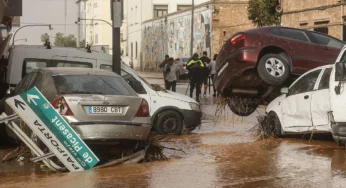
[53,75,137,96]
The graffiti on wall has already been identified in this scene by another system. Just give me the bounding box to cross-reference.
[142,8,212,71]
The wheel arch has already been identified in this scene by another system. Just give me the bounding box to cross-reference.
[257,46,293,72]
[151,106,184,127]
[267,110,285,132]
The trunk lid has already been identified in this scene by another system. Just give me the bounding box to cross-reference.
[62,94,143,121]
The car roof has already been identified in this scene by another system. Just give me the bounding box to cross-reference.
[41,67,121,77]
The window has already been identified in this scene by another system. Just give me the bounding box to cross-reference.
[269,28,282,36]
[308,32,344,49]
[121,70,146,94]
[177,5,192,11]
[53,75,137,96]
[154,5,168,18]
[318,68,332,90]
[52,60,92,68]
[314,27,328,34]
[15,73,36,95]
[95,34,98,44]
[288,69,322,96]
[135,42,138,59]
[280,28,309,42]
[23,59,49,77]
[131,42,133,58]
[100,64,112,71]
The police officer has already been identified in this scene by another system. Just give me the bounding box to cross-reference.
[186,53,205,102]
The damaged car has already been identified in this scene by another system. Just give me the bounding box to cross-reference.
[214,26,345,116]
[266,45,346,146]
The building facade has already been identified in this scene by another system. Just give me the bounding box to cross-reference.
[127,0,210,70]
[83,0,128,55]
[281,0,346,40]
[140,0,253,71]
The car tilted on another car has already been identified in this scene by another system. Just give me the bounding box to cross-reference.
[214,26,345,116]
[3,68,151,144]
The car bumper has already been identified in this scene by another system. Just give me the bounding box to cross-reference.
[67,117,152,141]
[181,109,202,128]
[332,123,346,141]
[214,48,260,94]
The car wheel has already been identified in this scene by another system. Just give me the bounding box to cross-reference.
[156,111,183,135]
[257,53,290,85]
[267,112,283,138]
[227,96,258,116]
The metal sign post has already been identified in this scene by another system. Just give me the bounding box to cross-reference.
[4,87,99,172]
[111,0,123,75]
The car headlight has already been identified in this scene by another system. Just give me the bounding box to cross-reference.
[189,102,200,111]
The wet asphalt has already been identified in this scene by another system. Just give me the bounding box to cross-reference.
[0,76,346,188]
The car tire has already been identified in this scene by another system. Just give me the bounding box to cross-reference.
[227,96,258,116]
[156,110,183,135]
[267,112,283,138]
[257,53,290,85]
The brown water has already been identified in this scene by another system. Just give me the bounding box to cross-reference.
[1,97,346,187]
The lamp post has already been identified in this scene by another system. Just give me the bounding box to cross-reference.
[12,24,52,46]
[76,17,112,27]
[190,0,194,57]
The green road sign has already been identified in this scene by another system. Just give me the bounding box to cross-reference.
[6,87,99,171]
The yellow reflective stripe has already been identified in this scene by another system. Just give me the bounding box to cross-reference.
[187,60,196,66]
[198,60,205,67]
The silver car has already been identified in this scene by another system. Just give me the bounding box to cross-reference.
[4,68,151,142]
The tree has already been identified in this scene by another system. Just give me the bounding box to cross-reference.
[54,32,77,47]
[79,39,86,48]
[41,33,49,43]
[248,0,281,27]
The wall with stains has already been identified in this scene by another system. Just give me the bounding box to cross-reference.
[141,4,212,71]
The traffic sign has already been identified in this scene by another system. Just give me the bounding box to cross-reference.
[6,87,99,172]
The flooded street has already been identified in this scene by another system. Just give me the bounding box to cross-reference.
[1,79,346,188]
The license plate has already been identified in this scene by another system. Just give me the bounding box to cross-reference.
[218,62,229,77]
[88,106,122,114]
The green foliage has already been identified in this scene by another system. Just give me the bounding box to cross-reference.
[79,39,86,48]
[54,32,77,47]
[248,0,281,27]
[40,33,49,43]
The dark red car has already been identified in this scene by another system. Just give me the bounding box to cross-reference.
[214,26,345,116]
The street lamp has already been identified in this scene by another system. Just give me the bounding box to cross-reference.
[12,24,53,46]
[75,17,112,27]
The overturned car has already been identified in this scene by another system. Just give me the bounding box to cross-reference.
[214,26,345,116]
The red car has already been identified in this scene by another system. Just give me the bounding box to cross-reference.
[214,26,345,116]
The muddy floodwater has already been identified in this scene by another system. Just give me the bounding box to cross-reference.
[1,89,346,187]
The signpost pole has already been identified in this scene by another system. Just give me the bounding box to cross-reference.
[111,0,123,75]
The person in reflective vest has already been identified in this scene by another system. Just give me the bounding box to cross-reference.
[186,53,205,102]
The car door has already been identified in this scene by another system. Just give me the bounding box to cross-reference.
[310,67,333,128]
[279,28,318,73]
[281,69,322,131]
[307,32,345,65]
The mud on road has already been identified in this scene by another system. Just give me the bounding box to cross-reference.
[1,84,346,187]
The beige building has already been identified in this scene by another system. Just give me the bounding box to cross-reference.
[141,0,254,71]
[83,0,128,55]
[281,0,346,40]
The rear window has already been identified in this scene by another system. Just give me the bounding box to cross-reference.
[100,64,112,71]
[280,28,309,42]
[53,75,137,96]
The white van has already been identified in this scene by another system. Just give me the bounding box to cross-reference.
[1,45,201,134]
[266,45,346,145]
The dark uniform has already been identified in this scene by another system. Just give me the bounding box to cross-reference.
[186,55,205,102]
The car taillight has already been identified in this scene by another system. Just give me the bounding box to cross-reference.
[51,97,74,116]
[231,34,246,45]
[135,99,149,117]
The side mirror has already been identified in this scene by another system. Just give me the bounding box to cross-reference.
[335,62,346,81]
[280,87,289,94]
[5,89,13,97]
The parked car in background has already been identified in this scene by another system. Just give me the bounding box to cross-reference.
[2,68,151,144]
[214,26,345,116]
[175,57,190,80]
[266,44,346,147]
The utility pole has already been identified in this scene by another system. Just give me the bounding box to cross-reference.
[190,0,194,57]
[65,0,67,36]
[111,0,123,75]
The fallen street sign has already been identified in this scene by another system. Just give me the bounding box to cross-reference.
[6,87,99,172]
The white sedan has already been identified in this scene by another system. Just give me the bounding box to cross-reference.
[266,65,333,137]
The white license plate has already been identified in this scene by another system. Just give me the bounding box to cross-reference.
[88,106,122,114]
[218,62,229,77]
